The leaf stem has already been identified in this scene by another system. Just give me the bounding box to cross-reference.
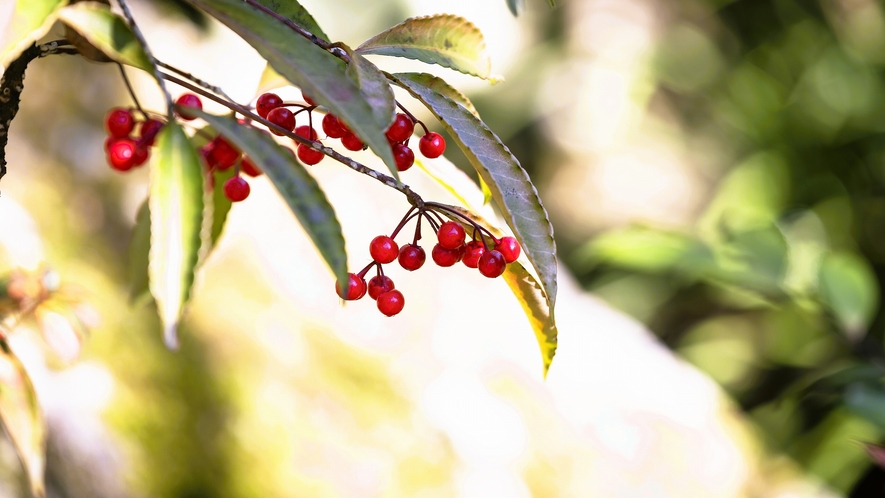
[116,0,173,117]
[117,64,145,116]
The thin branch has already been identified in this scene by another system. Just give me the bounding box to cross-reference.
[156,60,235,102]
[117,64,145,115]
[116,0,173,116]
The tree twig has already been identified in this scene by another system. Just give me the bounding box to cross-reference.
[116,0,173,116]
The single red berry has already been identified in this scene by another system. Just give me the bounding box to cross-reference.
[223,176,250,202]
[377,290,405,316]
[369,235,399,264]
[322,114,348,139]
[175,93,202,120]
[241,156,262,177]
[341,133,364,151]
[432,243,463,267]
[367,275,395,300]
[462,240,485,268]
[105,108,135,138]
[132,145,149,166]
[208,136,240,170]
[478,250,506,278]
[419,132,446,158]
[139,119,164,146]
[393,144,415,172]
[495,236,521,263]
[256,93,283,118]
[302,92,317,107]
[336,272,367,300]
[437,221,465,249]
[267,107,296,135]
[295,125,319,141]
[385,113,414,143]
[108,139,137,171]
[296,144,324,165]
[398,244,426,271]
[104,136,119,152]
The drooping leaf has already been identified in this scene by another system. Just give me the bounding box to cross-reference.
[502,262,557,377]
[128,200,151,304]
[0,0,68,70]
[149,122,204,350]
[819,251,879,341]
[183,0,399,179]
[413,158,475,207]
[357,15,494,80]
[58,2,152,71]
[209,167,235,247]
[0,339,45,497]
[392,72,557,309]
[845,383,885,430]
[387,72,480,118]
[252,0,328,40]
[191,110,348,287]
[344,48,396,131]
[506,0,525,16]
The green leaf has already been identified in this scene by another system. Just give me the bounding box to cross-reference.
[149,122,204,350]
[210,167,235,247]
[251,0,328,40]
[388,72,480,118]
[480,177,492,204]
[576,226,715,274]
[502,262,557,377]
[58,2,152,71]
[392,72,557,309]
[183,0,399,179]
[357,15,494,80]
[819,251,879,341]
[0,340,45,498]
[845,383,885,430]
[345,49,396,131]
[0,0,68,70]
[190,110,348,287]
[506,0,525,16]
[128,200,151,304]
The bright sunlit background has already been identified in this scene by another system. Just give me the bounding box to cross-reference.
[2,0,885,496]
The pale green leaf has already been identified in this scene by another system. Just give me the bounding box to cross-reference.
[819,251,879,341]
[357,15,493,79]
[392,72,557,309]
[58,2,152,71]
[209,167,235,247]
[128,200,151,304]
[0,0,68,70]
[576,226,714,274]
[345,49,396,131]
[480,177,492,204]
[0,340,45,497]
[503,262,557,377]
[149,122,204,350]
[252,0,328,40]
[183,0,399,179]
[191,110,348,287]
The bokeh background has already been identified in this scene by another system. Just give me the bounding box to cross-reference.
[3,0,885,496]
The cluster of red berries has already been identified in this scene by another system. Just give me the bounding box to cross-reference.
[336,204,521,316]
[103,108,164,171]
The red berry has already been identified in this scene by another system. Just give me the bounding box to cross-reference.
[241,156,262,177]
[437,221,465,249]
[108,139,137,171]
[377,290,405,316]
[139,119,164,146]
[322,114,348,138]
[398,244,426,271]
[462,240,485,269]
[302,92,317,107]
[393,144,415,172]
[223,176,250,202]
[132,145,149,166]
[104,136,118,152]
[267,107,296,135]
[478,250,506,278]
[432,243,463,267]
[419,132,446,158]
[105,108,135,138]
[175,93,202,120]
[495,236,521,263]
[385,113,414,143]
[367,275,395,300]
[336,273,367,300]
[296,144,324,165]
[295,125,319,141]
[341,133,364,151]
[369,235,399,264]
[256,93,283,118]
[208,136,240,170]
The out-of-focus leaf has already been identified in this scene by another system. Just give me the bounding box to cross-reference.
[183,0,399,179]
[0,0,68,70]
[252,0,328,39]
[128,200,151,304]
[845,383,885,430]
[58,2,152,71]
[209,167,235,247]
[576,226,714,274]
[149,122,204,350]
[818,251,879,341]
[716,224,788,290]
[502,262,557,377]
[344,48,396,131]
[0,340,45,497]
[357,15,494,80]
[192,110,348,287]
[507,0,525,16]
[393,72,557,310]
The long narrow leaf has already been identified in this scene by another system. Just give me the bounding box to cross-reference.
[58,2,152,71]
[345,49,396,131]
